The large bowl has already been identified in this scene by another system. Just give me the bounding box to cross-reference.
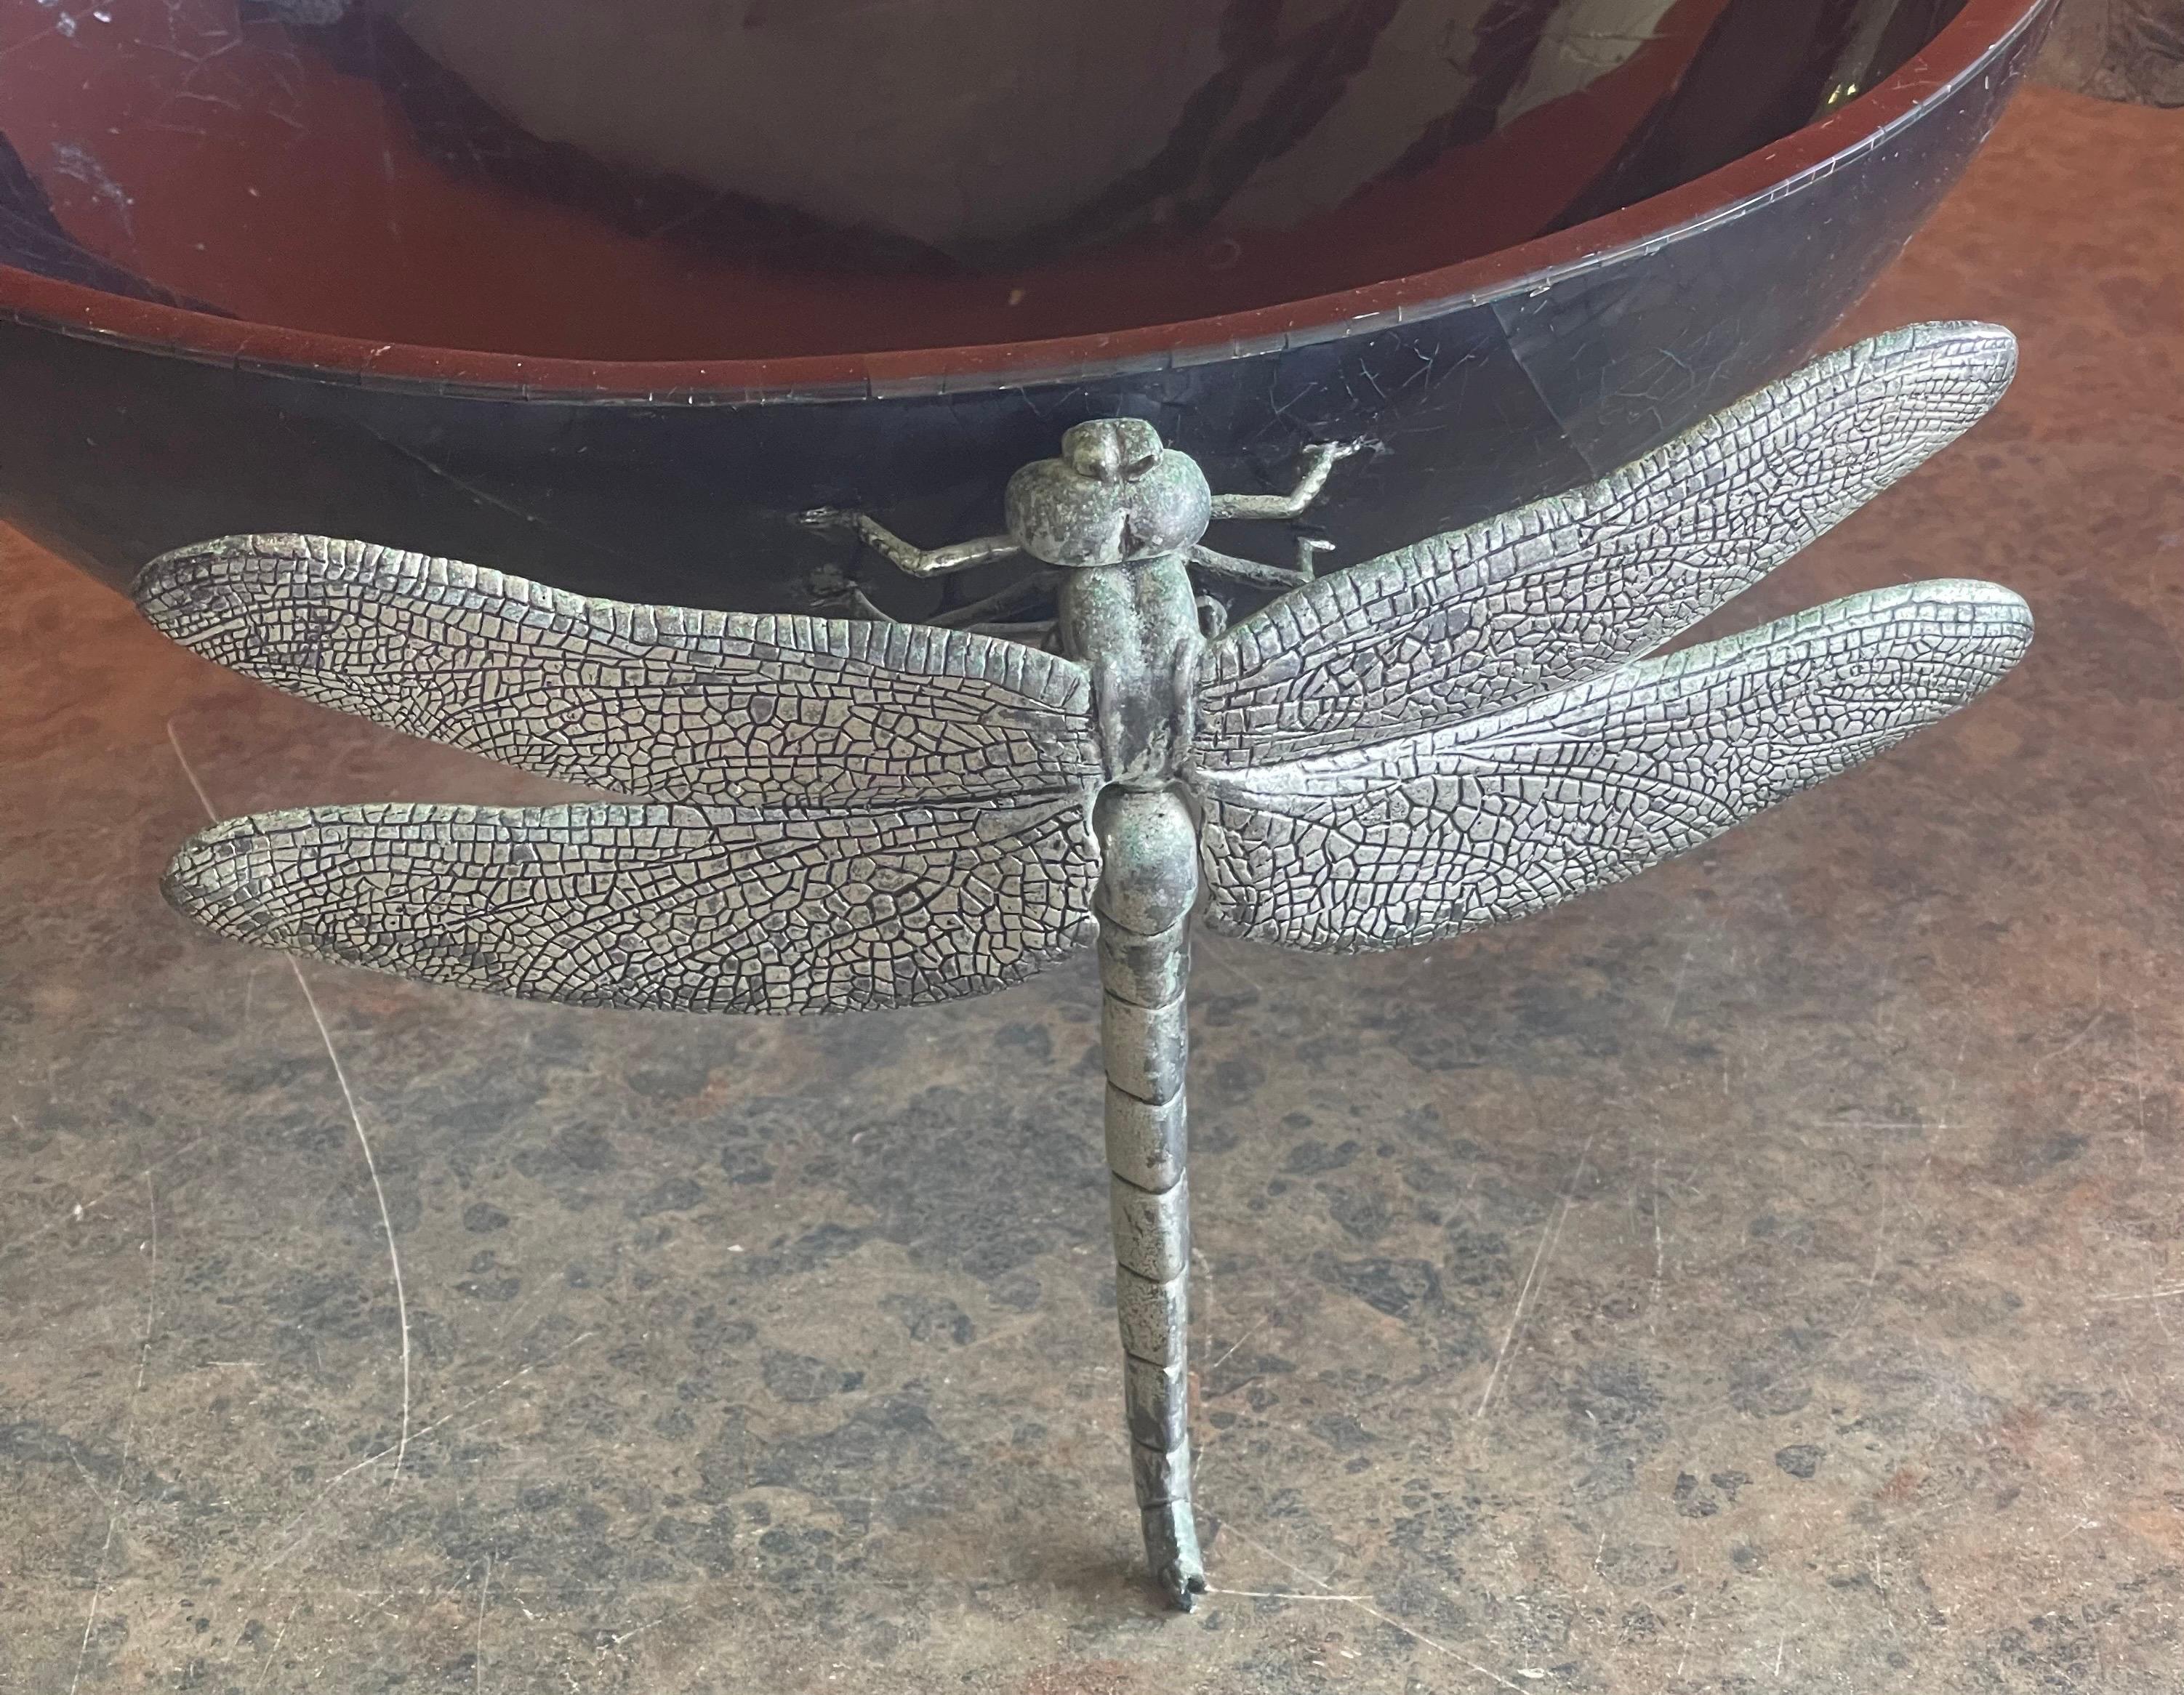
[0,0,2055,616]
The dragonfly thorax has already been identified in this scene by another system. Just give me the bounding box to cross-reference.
[1005,419,1212,569]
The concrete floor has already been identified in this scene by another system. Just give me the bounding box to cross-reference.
[4,84,2183,1695]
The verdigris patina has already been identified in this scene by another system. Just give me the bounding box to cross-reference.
[135,320,2032,1609]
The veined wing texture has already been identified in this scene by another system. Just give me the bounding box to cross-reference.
[1197,581,2032,951]
[1196,322,2018,769]
[137,536,1101,808]
[164,796,1100,1014]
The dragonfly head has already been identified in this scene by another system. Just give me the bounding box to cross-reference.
[1005,419,1212,568]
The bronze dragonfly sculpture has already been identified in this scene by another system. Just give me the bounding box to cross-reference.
[138,321,2031,1609]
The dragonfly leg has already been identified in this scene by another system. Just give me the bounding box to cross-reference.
[1187,536,1335,593]
[845,587,899,623]
[803,560,900,624]
[800,507,1024,579]
[961,619,1061,651]
[1094,786,1206,1609]
[1205,438,1368,523]
[931,570,1065,629]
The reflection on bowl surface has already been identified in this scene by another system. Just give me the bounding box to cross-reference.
[3,0,1967,358]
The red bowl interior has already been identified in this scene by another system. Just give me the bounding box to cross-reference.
[0,0,2006,374]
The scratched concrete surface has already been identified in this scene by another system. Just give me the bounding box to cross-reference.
[4,84,2183,1694]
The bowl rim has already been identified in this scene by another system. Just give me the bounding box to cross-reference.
[0,0,2052,402]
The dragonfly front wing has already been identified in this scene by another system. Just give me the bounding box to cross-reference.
[1195,321,2018,768]
[140,534,1103,808]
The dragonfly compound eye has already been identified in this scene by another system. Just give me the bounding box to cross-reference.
[1061,418,1163,482]
[1008,423,1213,568]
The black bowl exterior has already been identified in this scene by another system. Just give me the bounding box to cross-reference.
[0,1,2052,619]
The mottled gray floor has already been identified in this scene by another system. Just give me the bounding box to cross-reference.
[5,85,2183,1694]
